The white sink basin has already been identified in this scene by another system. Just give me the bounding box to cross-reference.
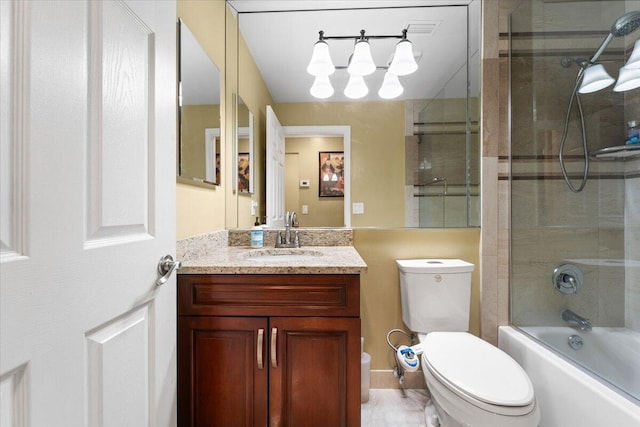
[241,249,323,263]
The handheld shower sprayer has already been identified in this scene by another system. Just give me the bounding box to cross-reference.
[559,11,640,193]
[589,11,640,65]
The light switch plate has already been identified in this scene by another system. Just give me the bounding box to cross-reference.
[302,205,309,214]
[352,202,364,214]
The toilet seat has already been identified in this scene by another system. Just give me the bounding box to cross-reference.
[419,332,535,415]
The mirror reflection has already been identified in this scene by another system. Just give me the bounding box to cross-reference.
[286,137,344,227]
[232,1,480,228]
[237,95,253,193]
[178,19,221,187]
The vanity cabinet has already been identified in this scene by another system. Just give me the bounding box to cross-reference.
[177,274,361,427]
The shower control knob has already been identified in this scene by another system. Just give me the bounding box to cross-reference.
[552,264,583,294]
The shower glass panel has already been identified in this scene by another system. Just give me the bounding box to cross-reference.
[411,55,480,228]
[510,0,640,404]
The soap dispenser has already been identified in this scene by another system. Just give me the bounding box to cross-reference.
[250,217,263,248]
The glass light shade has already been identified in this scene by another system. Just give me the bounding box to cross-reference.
[307,40,335,76]
[578,64,615,94]
[625,39,640,69]
[310,75,334,99]
[378,72,404,99]
[347,40,376,76]
[344,75,368,99]
[388,39,418,76]
[614,65,640,92]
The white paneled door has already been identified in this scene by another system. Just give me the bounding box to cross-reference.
[266,105,285,228]
[0,1,177,426]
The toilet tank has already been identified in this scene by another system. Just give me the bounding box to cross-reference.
[396,259,475,333]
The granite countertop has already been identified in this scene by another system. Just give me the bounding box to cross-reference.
[179,245,368,275]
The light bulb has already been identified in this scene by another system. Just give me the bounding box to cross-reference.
[389,39,418,76]
[307,40,335,76]
[347,40,376,76]
[378,72,404,99]
[310,75,334,99]
[614,65,640,92]
[624,39,640,69]
[578,64,615,94]
[344,75,368,99]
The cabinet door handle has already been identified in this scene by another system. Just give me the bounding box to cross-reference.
[270,327,278,368]
[257,328,264,370]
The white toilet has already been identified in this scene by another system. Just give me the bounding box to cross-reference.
[396,259,540,427]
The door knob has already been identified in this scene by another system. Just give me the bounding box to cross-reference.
[156,254,181,286]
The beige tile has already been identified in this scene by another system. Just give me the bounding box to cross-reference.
[482,157,499,257]
[481,254,499,345]
[482,58,500,158]
[482,0,499,59]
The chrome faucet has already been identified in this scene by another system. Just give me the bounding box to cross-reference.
[561,309,592,331]
[276,211,300,248]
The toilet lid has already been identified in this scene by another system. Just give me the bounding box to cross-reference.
[422,332,534,407]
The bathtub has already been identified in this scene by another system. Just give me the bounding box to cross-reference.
[499,326,640,427]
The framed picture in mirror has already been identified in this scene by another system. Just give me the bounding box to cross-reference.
[319,151,344,197]
[238,152,250,193]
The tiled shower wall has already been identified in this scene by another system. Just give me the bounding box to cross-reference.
[510,44,628,328]
[481,0,640,341]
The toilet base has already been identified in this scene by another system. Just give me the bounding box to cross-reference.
[424,396,461,427]
[425,377,539,427]
[425,399,443,427]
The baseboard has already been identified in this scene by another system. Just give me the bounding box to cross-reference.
[369,369,426,389]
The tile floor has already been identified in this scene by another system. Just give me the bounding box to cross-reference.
[361,388,431,427]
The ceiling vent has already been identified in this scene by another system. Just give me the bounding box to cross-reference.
[405,20,442,36]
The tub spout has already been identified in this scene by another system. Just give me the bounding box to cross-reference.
[561,309,592,331]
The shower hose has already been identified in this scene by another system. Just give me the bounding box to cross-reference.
[558,67,590,193]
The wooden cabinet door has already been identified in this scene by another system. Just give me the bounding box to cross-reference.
[178,316,268,427]
[268,317,361,427]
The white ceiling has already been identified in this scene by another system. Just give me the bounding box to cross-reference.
[180,20,221,105]
[228,0,480,103]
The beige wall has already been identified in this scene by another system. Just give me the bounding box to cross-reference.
[355,228,481,370]
[274,102,406,227]
[180,104,220,180]
[234,18,275,228]
[285,137,344,227]
[177,0,227,238]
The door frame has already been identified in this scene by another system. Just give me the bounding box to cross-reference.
[282,126,351,228]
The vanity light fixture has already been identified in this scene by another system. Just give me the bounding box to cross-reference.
[307,28,418,100]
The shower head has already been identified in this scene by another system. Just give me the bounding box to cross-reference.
[590,11,640,64]
[611,11,640,37]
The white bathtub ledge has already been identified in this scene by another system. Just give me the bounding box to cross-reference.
[498,326,640,427]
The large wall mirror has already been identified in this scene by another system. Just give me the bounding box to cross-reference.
[178,19,222,187]
[228,0,480,228]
